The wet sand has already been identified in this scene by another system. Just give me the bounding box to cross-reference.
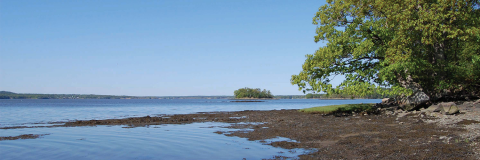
[2,109,479,159]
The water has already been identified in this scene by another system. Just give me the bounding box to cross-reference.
[0,99,380,159]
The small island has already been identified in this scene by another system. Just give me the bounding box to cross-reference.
[233,87,274,99]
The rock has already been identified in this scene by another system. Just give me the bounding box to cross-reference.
[423,110,432,115]
[382,98,393,104]
[397,112,408,118]
[462,102,474,108]
[474,99,480,104]
[438,102,456,115]
[400,91,430,105]
[380,98,396,107]
[403,104,415,111]
[440,102,456,107]
[385,111,393,115]
[434,106,442,112]
[440,103,459,115]
[441,105,449,114]
[445,106,459,115]
[381,98,389,103]
[425,105,441,112]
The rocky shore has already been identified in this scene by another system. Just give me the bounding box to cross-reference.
[2,99,479,159]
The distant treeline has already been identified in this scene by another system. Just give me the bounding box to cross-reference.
[274,95,306,99]
[0,91,227,99]
[0,90,392,100]
[0,91,137,99]
[0,91,240,99]
[234,88,274,99]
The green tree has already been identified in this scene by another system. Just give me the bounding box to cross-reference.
[291,0,479,103]
[234,87,274,99]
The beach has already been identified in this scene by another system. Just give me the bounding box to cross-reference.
[2,99,479,159]
[36,106,480,159]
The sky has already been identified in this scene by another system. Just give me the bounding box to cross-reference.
[0,0,332,96]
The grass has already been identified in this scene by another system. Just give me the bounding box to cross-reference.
[299,103,376,115]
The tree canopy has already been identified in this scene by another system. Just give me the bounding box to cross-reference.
[234,87,274,99]
[305,87,396,99]
[291,0,480,103]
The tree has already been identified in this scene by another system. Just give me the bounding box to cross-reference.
[234,87,274,99]
[291,0,479,104]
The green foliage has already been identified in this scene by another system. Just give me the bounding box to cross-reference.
[305,93,322,99]
[299,103,375,114]
[299,104,345,114]
[233,87,274,99]
[305,87,396,99]
[291,0,480,100]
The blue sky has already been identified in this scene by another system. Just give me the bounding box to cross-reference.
[0,0,330,96]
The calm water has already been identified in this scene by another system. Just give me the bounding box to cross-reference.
[0,99,380,160]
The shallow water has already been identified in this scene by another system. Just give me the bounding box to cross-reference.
[0,99,380,127]
[1,123,312,160]
[0,99,380,159]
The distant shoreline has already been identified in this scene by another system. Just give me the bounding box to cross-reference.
[0,91,384,100]
[231,98,277,100]
[0,97,379,100]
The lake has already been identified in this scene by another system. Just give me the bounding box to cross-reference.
[0,99,380,160]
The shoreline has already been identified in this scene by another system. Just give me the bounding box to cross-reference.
[0,97,382,100]
[2,103,479,159]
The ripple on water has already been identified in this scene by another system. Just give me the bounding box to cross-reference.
[0,122,310,160]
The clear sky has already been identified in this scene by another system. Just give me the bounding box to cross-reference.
[0,0,331,96]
